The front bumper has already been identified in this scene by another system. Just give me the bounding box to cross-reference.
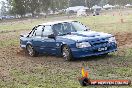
[71,42,117,58]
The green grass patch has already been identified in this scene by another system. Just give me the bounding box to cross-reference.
[76,15,132,33]
[0,19,44,31]
[7,66,82,88]
[0,15,132,33]
[0,38,19,48]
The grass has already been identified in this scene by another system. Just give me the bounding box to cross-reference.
[0,13,132,88]
[76,15,132,33]
[0,16,68,31]
[0,14,132,33]
[0,19,44,31]
[0,38,19,48]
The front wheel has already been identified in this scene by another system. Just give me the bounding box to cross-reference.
[62,45,73,61]
[26,44,39,57]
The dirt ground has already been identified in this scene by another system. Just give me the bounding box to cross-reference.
[0,30,132,81]
[115,32,132,47]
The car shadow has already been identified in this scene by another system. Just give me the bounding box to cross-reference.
[38,53,115,62]
[21,50,116,62]
[73,54,114,62]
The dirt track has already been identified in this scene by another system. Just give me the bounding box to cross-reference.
[0,31,132,82]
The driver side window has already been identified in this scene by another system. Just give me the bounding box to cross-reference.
[52,23,64,35]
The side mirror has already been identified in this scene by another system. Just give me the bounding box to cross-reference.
[48,34,55,39]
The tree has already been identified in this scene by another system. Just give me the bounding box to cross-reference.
[11,0,26,17]
[86,0,101,8]
[0,1,7,15]
[6,0,132,17]
[100,0,132,6]
[70,0,85,6]
[68,0,101,8]
[39,0,51,17]
[26,0,40,17]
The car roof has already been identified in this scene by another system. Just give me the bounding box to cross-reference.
[38,20,75,26]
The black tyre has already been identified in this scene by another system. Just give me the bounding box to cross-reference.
[62,45,73,61]
[26,44,39,57]
[101,53,108,56]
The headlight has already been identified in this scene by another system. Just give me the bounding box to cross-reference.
[76,42,91,48]
[108,37,116,43]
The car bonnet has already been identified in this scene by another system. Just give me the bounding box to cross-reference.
[60,31,112,42]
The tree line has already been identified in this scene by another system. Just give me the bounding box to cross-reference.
[7,0,68,17]
[2,0,132,17]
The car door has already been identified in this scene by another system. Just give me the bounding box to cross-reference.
[41,25,58,55]
[31,25,46,52]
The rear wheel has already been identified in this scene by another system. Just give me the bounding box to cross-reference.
[62,45,73,61]
[26,44,39,57]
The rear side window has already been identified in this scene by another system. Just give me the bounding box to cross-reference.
[29,26,43,37]
[35,26,44,36]
[42,26,53,37]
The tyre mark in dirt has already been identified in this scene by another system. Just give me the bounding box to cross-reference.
[114,32,132,47]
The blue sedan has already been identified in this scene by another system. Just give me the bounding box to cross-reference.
[20,20,117,61]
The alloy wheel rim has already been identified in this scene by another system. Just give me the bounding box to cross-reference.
[63,47,69,60]
[27,45,33,56]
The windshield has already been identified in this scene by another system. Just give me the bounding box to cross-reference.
[53,21,90,35]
